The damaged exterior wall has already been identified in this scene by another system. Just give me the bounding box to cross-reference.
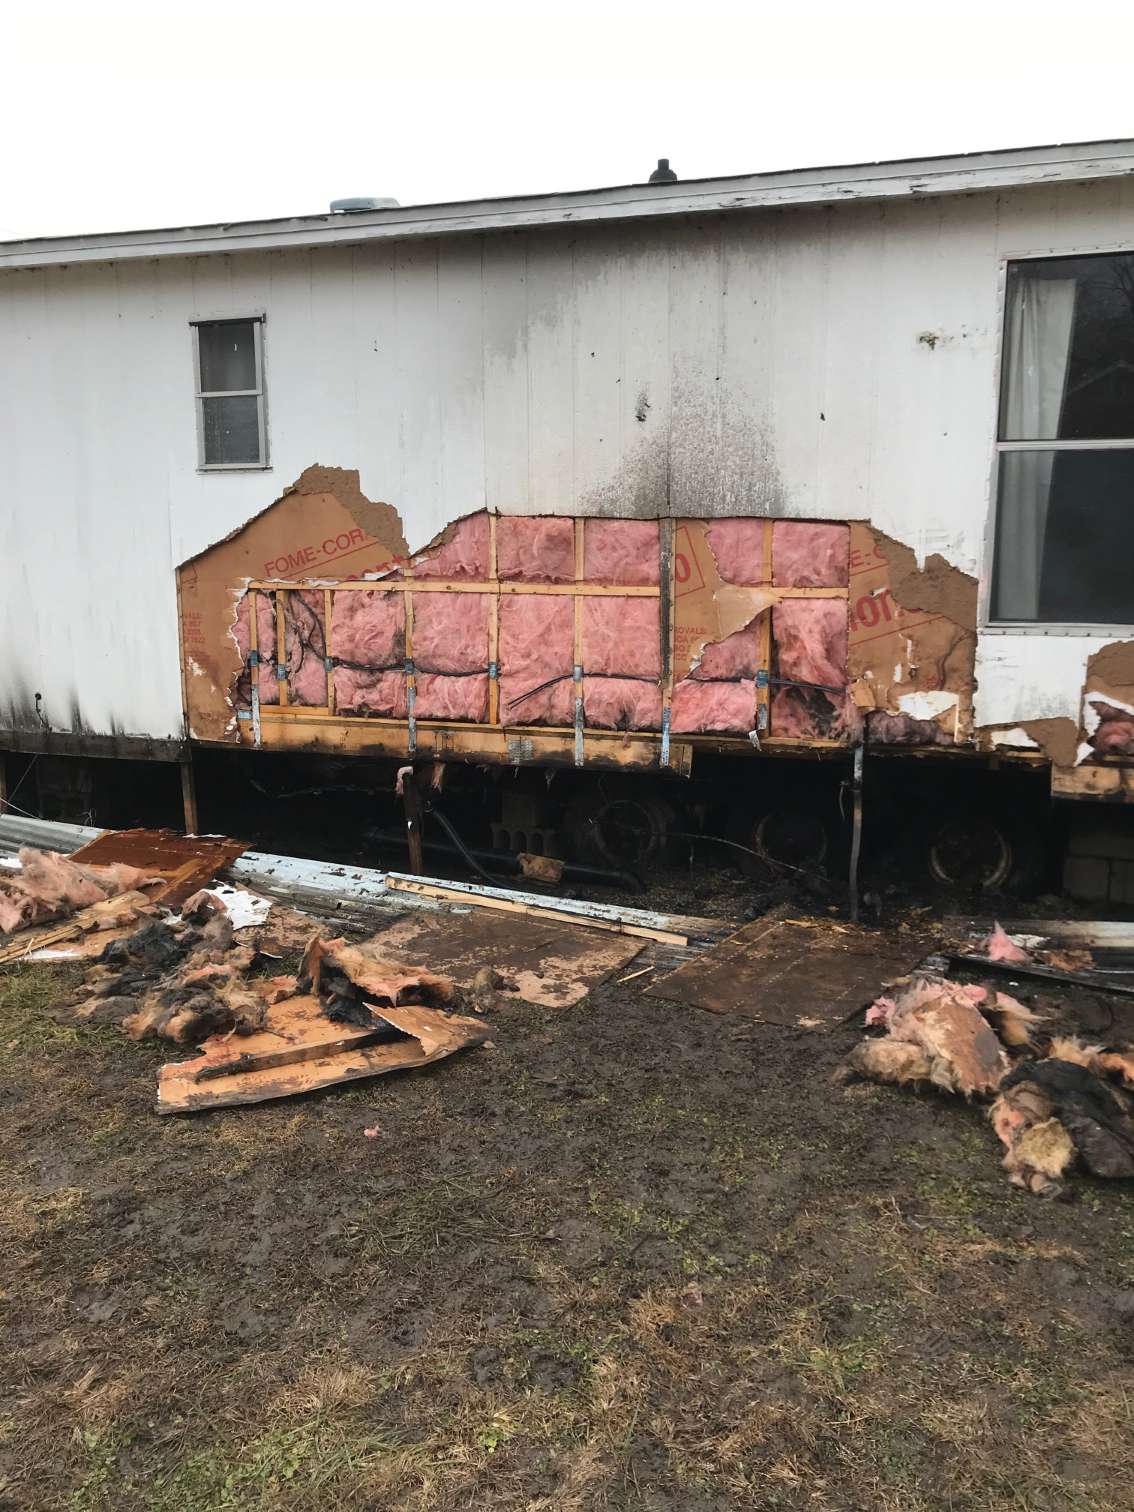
[3,175,1134,765]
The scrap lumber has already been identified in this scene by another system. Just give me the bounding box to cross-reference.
[367,909,644,1009]
[157,997,490,1113]
[70,829,248,907]
[949,952,1134,1000]
[384,875,691,946]
[646,911,933,1027]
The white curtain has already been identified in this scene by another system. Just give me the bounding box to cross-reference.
[997,276,1077,619]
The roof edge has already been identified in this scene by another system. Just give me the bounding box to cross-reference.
[3,138,1134,272]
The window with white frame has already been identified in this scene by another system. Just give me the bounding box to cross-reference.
[991,253,1134,625]
[192,317,268,468]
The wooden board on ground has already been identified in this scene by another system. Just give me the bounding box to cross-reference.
[157,995,490,1113]
[644,913,933,1028]
[367,910,645,1008]
[70,829,248,907]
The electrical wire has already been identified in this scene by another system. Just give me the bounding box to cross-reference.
[427,803,504,885]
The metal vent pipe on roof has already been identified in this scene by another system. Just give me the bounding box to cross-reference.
[329,196,400,213]
[648,158,678,183]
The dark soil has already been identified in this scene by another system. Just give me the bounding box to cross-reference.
[2,939,1134,1509]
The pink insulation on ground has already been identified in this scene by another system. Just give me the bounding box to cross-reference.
[285,590,329,706]
[232,592,279,706]
[772,522,850,588]
[772,598,853,739]
[411,513,490,580]
[580,597,662,730]
[582,520,660,586]
[411,591,490,723]
[705,520,769,585]
[499,595,574,725]
[331,590,406,717]
[671,679,757,733]
[497,517,575,583]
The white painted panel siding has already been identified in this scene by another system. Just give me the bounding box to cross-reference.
[4,179,1134,743]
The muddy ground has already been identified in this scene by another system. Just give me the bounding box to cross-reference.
[2,927,1134,1511]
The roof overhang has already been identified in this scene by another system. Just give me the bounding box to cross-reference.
[3,138,1134,272]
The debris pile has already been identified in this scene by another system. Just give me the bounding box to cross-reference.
[78,893,271,1044]
[57,886,492,1114]
[840,924,1134,1198]
[0,846,159,935]
[156,931,490,1115]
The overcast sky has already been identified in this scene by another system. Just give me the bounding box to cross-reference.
[5,0,1134,241]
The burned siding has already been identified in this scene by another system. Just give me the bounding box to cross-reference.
[5,178,1134,751]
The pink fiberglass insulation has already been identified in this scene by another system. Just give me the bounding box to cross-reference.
[285,590,329,706]
[668,618,764,734]
[581,598,661,679]
[697,622,763,680]
[772,687,861,741]
[671,678,757,734]
[499,595,574,725]
[584,680,663,730]
[415,673,489,722]
[337,670,407,718]
[232,592,279,706]
[868,711,952,746]
[772,598,854,740]
[411,513,490,580]
[774,599,848,690]
[582,520,660,586]
[412,593,489,674]
[497,516,575,583]
[772,522,850,588]
[331,590,406,717]
[1090,701,1134,756]
[705,519,769,586]
[580,597,662,731]
[410,591,490,723]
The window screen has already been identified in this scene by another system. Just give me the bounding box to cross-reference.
[193,318,267,467]
[991,254,1134,623]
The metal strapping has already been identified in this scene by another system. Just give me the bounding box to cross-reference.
[249,650,262,749]
[660,705,671,767]
[573,663,583,766]
[405,658,417,753]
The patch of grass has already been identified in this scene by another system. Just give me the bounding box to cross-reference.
[68,1420,411,1512]
[0,962,90,1056]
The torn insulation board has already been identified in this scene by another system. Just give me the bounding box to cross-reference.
[847,523,977,745]
[179,466,405,742]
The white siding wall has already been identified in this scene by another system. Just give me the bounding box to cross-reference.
[3,177,1134,742]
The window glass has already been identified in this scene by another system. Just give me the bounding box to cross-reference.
[1000,255,1134,442]
[994,252,1134,624]
[992,448,1134,623]
[202,395,261,465]
[198,320,257,393]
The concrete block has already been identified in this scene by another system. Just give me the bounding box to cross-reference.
[1067,814,1134,860]
[1064,854,1110,901]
